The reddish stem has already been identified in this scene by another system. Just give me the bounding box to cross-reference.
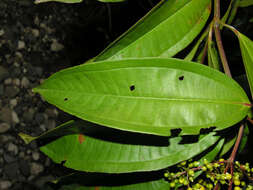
[213,0,232,77]
[247,117,253,125]
[200,40,208,65]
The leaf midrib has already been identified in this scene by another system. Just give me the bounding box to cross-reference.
[36,88,248,106]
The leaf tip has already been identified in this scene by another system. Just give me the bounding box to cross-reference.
[18,133,36,144]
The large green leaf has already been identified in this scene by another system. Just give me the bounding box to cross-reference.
[97,0,125,2]
[236,32,253,99]
[34,58,251,136]
[34,0,82,3]
[94,0,211,61]
[58,179,170,190]
[39,120,219,173]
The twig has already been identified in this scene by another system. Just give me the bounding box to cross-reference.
[247,117,253,125]
[213,0,232,77]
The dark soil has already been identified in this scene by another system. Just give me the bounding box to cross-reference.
[0,0,157,189]
[0,0,252,190]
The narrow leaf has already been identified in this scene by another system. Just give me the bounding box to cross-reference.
[184,29,208,61]
[239,0,253,7]
[94,0,211,61]
[58,179,170,190]
[236,31,253,99]
[35,0,82,4]
[40,120,219,173]
[207,41,220,70]
[33,58,251,136]
[97,0,125,2]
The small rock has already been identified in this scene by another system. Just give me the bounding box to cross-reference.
[0,66,9,82]
[34,67,43,77]
[11,67,22,77]
[45,157,51,167]
[35,175,54,188]
[34,16,40,25]
[0,135,12,143]
[14,62,20,67]
[0,29,5,36]
[35,113,44,124]
[45,108,58,118]
[50,40,64,52]
[46,119,56,130]
[30,162,44,175]
[7,142,18,155]
[3,153,16,163]
[23,108,35,122]
[0,180,12,190]
[19,159,30,176]
[4,162,19,178]
[19,151,25,158]
[12,111,19,124]
[10,99,17,108]
[17,40,25,49]
[39,124,46,132]
[4,78,12,85]
[5,86,20,98]
[12,78,20,86]
[19,0,33,6]
[31,29,39,37]
[32,152,40,161]
[0,84,4,96]
[21,76,30,88]
[0,107,12,124]
[15,52,23,59]
[0,123,10,133]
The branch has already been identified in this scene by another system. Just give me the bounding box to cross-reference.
[213,0,232,77]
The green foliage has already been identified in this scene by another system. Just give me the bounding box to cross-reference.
[207,41,220,70]
[20,0,253,189]
[33,58,250,136]
[58,178,171,190]
[239,0,253,7]
[94,0,211,61]
[34,0,82,4]
[236,32,253,100]
[97,0,125,2]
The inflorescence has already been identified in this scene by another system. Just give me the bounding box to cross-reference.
[164,159,253,190]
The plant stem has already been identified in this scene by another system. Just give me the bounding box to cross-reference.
[228,124,245,163]
[247,117,253,125]
[200,40,208,65]
[227,124,245,190]
[213,0,232,77]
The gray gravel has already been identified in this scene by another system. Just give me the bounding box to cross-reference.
[0,0,97,189]
[0,0,157,189]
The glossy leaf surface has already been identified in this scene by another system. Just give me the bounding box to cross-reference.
[40,120,219,173]
[94,0,211,61]
[59,179,170,190]
[239,0,253,7]
[237,32,253,99]
[34,58,251,136]
[34,0,81,3]
[98,0,125,2]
